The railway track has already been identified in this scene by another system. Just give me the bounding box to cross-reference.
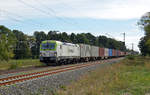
[0,58,121,87]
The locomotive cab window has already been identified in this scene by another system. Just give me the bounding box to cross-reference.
[41,43,56,50]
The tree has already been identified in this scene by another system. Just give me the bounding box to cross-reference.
[27,36,36,58]
[13,30,31,59]
[47,31,60,40]
[0,25,16,61]
[138,12,150,55]
[138,37,150,56]
[98,36,109,47]
[33,31,47,58]
[61,32,71,42]
[76,33,89,44]
[70,33,78,44]
[84,33,97,45]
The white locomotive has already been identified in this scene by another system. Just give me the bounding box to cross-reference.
[40,40,80,65]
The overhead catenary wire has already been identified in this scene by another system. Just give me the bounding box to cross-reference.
[1,9,45,28]
[0,9,48,30]
[17,0,84,30]
[16,0,59,29]
[32,0,68,30]
[35,0,86,30]
[35,0,59,16]
[57,0,92,30]
[35,0,82,28]
[0,9,22,24]
[0,13,23,24]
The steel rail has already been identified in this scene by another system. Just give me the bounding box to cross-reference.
[0,58,120,86]
[0,61,100,86]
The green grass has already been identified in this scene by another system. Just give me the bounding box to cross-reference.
[56,56,150,95]
[0,59,43,70]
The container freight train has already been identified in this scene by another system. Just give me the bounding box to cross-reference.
[40,40,126,65]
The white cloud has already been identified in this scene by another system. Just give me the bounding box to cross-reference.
[0,0,150,20]
[0,0,146,51]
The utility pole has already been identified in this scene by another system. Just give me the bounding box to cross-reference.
[123,32,125,46]
[132,43,134,54]
[122,32,126,54]
[0,9,1,17]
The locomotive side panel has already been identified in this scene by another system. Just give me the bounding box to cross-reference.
[59,43,80,59]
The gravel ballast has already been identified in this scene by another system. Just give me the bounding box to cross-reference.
[0,58,123,95]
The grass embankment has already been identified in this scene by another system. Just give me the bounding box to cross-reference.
[0,59,43,70]
[57,56,150,95]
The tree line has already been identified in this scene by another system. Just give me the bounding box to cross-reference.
[138,12,150,56]
[0,25,126,61]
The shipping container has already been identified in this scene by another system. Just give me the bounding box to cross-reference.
[119,51,121,56]
[91,46,99,57]
[122,52,125,56]
[113,49,117,57]
[79,44,91,58]
[115,50,117,56]
[120,52,122,56]
[120,51,124,56]
[109,49,113,57]
[116,50,120,56]
[99,48,105,57]
[112,49,115,56]
[104,48,109,57]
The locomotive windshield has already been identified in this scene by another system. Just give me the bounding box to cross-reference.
[41,42,56,50]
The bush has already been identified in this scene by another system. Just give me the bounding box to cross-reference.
[9,63,19,70]
[125,56,145,66]
[126,55,135,60]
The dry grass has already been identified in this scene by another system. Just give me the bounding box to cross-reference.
[56,56,150,95]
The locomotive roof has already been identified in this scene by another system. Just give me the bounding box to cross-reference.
[42,40,79,47]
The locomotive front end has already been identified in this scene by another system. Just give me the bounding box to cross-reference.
[40,40,57,63]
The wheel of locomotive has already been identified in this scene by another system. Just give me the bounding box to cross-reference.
[55,61,61,66]
[45,62,51,66]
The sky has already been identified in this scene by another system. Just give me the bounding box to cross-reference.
[0,0,149,51]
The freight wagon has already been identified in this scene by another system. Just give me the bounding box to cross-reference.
[109,49,113,57]
[91,46,99,60]
[104,48,109,59]
[99,48,109,59]
[40,40,126,65]
[99,48,105,59]
[79,44,91,61]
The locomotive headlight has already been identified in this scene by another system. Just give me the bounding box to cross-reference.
[40,52,42,56]
[54,52,57,56]
[40,52,45,56]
